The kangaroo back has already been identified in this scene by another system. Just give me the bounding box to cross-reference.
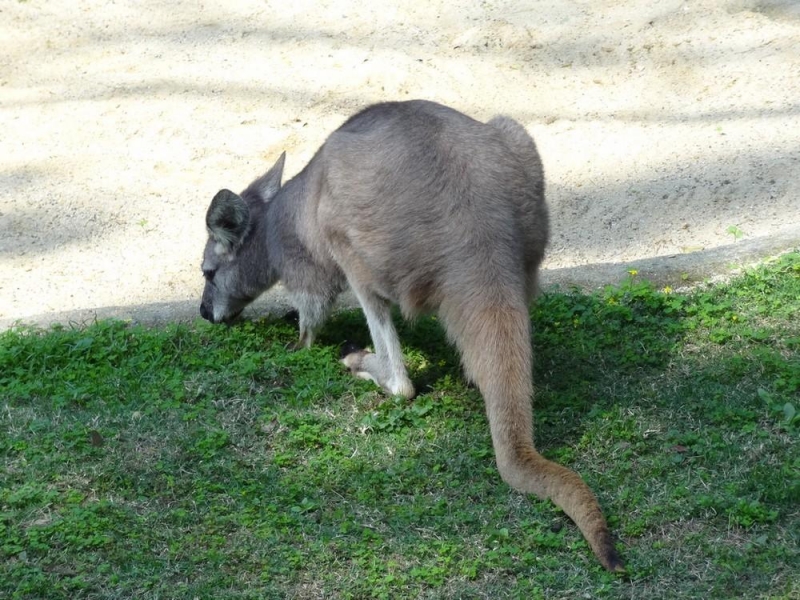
[309,102,548,316]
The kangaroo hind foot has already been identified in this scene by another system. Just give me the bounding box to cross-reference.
[340,342,415,399]
[335,284,415,398]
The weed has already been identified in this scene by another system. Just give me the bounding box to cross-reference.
[726,224,745,241]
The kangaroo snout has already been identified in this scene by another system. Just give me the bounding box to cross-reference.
[200,301,244,325]
[199,302,213,323]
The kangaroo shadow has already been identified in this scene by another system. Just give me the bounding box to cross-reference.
[308,280,693,450]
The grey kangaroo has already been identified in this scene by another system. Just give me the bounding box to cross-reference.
[199,100,623,571]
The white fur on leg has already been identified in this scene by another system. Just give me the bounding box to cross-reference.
[387,376,415,399]
[341,348,415,399]
[348,288,415,399]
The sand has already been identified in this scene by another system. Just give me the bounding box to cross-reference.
[1,0,798,329]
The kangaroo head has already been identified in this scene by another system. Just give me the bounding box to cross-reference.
[199,153,286,324]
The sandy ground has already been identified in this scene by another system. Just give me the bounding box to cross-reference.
[1,0,799,330]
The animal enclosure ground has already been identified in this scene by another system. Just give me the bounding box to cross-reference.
[2,0,799,328]
[1,252,798,599]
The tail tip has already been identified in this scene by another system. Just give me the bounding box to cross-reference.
[600,547,626,574]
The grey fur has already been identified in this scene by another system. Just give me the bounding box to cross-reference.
[198,100,622,570]
[206,189,250,252]
[200,100,547,330]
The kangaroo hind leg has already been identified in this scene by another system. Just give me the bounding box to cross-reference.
[341,286,415,399]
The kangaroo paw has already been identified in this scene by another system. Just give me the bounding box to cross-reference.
[340,345,379,385]
[339,341,371,377]
[340,343,415,398]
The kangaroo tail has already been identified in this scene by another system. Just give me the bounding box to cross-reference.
[442,299,624,572]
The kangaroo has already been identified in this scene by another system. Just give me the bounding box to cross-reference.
[199,100,623,571]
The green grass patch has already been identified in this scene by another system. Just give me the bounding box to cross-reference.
[2,251,799,599]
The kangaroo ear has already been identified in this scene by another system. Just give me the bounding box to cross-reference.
[245,152,286,202]
[206,189,250,252]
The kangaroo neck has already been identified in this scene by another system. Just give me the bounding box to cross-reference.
[263,164,314,280]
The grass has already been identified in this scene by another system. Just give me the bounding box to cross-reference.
[1,251,799,599]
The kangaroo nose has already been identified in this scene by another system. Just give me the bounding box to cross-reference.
[200,303,213,322]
